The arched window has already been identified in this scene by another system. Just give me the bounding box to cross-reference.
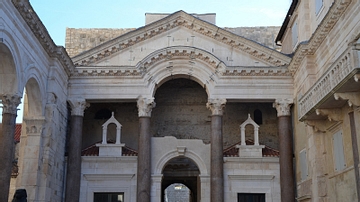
[254,109,262,125]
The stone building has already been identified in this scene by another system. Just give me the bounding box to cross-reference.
[0,0,359,202]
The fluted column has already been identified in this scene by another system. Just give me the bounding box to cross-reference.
[206,98,226,202]
[273,98,295,202]
[0,94,21,202]
[136,97,155,202]
[65,99,89,202]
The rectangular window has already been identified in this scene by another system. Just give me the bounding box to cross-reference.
[333,131,346,171]
[94,192,124,202]
[238,193,265,202]
[292,21,298,48]
[299,149,308,181]
[315,0,323,14]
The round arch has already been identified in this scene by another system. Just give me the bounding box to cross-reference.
[154,149,209,176]
[23,77,44,117]
[136,46,227,97]
[0,43,18,95]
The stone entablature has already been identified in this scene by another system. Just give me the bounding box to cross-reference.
[72,11,290,67]
[298,46,360,120]
[288,0,351,73]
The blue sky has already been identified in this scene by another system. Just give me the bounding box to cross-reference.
[0,0,291,123]
[30,0,291,46]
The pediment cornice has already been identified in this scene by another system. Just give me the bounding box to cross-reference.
[72,11,291,67]
[71,46,291,78]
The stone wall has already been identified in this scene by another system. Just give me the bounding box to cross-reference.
[224,26,281,51]
[82,78,279,151]
[65,26,281,58]
[164,184,190,202]
[65,28,136,57]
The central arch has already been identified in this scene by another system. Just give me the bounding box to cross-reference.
[161,156,200,202]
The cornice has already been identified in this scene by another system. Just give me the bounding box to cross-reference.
[289,0,351,73]
[12,0,74,75]
[71,46,291,78]
[72,11,291,67]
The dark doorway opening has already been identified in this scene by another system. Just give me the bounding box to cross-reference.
[161,157,200,202]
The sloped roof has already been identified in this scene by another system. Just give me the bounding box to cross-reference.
[81,140,138,156]
[14,124,22,143]
[223,139,280,157]
[72,10,290,67]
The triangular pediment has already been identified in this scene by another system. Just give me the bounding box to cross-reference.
[72,10,291,68]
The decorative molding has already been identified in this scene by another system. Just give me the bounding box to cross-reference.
[315,108,343,122]
[289,0,352,73]
[137,96,156,117]
[223,67,291,76]
[304,120,334,133]
[273,98,293,117]
[12,1,74,75]
[23,117,46,135]
[298,46,360,120]
[1,94,22,115]
[206,98,226,115]
[72,11,290,67]
[334,92,360,107]
[68,98,89,116]
[228,175,274,180]
[84,174,135,181]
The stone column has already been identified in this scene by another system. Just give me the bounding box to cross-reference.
[273,98,295,202]
[206,98,226,202]
[65,99,89,202]
[0,94,21,202]
[136,97,155,202]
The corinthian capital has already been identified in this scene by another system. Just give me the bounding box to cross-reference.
[68,98,90,117]
[1,94,22,115]
[206,98,226,116]
[273,98,293,117]
[137,96,156,117]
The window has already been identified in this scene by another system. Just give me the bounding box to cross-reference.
[94,192,124,202]
[299,149,308,181]
[333,131,346,171]
[315,0,323,14]
[238,193,265,202]
[254,109,262,125]
[292,21,298,48]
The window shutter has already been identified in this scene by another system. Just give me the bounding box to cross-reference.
[333,131,346,171]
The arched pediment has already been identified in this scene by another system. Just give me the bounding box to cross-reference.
[137,46,224,97]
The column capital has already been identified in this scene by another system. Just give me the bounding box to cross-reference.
[206,98,226,116]
[1,94,22,115]
[137,97,156,117]
[273,98,293,117]
[68,98,89,117]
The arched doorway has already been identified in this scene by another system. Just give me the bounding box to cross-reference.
[161,156,200,202]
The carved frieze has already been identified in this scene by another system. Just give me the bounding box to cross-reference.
[137,97,156,117]
[298,47,359,120]
[206,98,226,116]
[1,94,22,115]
